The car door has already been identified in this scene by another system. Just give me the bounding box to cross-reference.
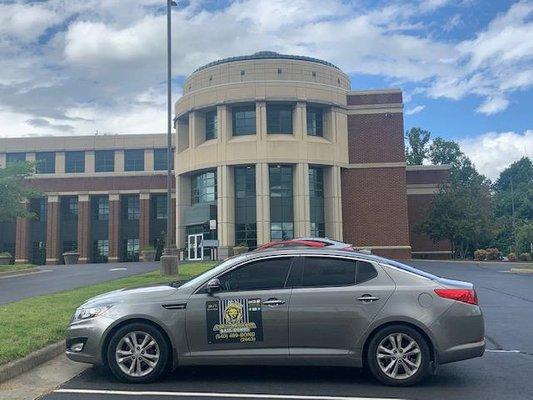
[185,255,296,361]
[288,255,395,358]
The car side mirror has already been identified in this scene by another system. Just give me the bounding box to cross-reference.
[206,278,221,294]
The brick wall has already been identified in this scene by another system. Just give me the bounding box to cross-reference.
[341,167,411,258]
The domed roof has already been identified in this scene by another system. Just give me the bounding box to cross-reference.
[194,51,340,72]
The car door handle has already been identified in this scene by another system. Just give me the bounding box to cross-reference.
[357,295,380,303]
[263,298,286,306]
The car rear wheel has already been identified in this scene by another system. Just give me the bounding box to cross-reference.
[367,324,431,386]
[107,322,169,383]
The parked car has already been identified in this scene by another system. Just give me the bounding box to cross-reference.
[66,249,484,386]
[296,237,355,251]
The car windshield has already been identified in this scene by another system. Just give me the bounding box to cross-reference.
[177,256,240,290]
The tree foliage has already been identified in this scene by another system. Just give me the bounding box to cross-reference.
[405,127,430,165]
[0,162,40,222]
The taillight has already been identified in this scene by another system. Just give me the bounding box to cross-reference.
[434,288,478,305]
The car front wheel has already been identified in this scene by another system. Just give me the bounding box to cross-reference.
[367,324,431,386]
[107,322,169,383]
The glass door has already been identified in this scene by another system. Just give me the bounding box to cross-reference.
[188,233,204,261]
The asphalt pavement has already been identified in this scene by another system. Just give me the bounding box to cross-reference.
[0,261,159,305]
[39,260,533,400]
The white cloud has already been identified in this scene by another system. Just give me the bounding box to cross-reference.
[475,96,510,115]
[405,105,426,115]
[0,3,60,43]
[459,130,532,180]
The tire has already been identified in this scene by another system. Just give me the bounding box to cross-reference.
[367,324,431,386]
[106,322,170,383]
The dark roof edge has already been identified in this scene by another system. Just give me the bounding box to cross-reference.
[193,51,341,73]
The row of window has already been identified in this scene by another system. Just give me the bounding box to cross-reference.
[199,104,325,140]
[190,165,326,247]
[216,257,378,292]
[30,195,168,222]
[3,149,174,174]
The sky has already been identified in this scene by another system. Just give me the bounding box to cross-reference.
[0,0,531,180]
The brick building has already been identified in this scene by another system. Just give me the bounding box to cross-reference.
[0,52,451,264]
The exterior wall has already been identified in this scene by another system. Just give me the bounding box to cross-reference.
[341,90,411,259]
[406,166,452,258]
[0,134,176,265]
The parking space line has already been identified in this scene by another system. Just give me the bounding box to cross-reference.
[54,389,405,400]
[485,349,521,353]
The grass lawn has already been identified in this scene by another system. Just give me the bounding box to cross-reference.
[0,264,36,273]
[0,261,216,366]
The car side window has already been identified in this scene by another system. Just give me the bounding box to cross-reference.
[356,261,378,284]
[301,257,356,287]
[217,257,293,292]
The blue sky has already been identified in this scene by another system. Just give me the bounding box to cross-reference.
[0,0,531,179]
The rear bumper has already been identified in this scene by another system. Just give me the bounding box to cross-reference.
[438,338,485,364]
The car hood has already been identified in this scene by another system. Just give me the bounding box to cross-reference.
[82,283,182,307]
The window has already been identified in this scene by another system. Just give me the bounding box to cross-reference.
[65,151,85,173]
[356,261,378,284]
[124,238,139,262]
[124,149,144,171]
[269,165,293,240]
[154,148,174,171]
[61,197,78,220]
[95,150,114,172]
[234,166,256,248]
[232,106,256,136]
[307,107,324,137]
[302,257,356,287]
[309,167,325,237]
[36,152,55,173]
[267,104,293,134]
[34,198,47,222]
[6,153,26,166]
[205,110,218,141]
[92,196,109,221]
[93,240,109,263]
[191,171,217,204]
[153,195,167,219]
[63,241,77,253]
[218,257,293,292]
[123,196,140,220]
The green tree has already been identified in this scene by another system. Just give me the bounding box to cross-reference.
[493,157,532,220]
[516,222,533,254]
[405,127,431,165]
[428,137,463,167]
[417,178,494,259]
[0,161,40,222]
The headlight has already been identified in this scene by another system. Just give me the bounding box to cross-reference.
[72,304,114,322]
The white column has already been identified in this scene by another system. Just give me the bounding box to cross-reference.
[55,152,65,173]
[145,149,154,171]
[294,163,311,237]
[216,165,235,258]
[115,150,124,172]
[325,166,343,240]
[85,151,95,173]
[0,153,6,168]
[294,102,306,140]
[256,163,270,245]
[217,105,230,142]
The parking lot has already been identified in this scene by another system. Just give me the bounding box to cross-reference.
[41,260,533,400]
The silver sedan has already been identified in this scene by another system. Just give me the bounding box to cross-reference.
[66,249,485,386]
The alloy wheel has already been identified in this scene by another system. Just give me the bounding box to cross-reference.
[115,331,160,377]
[376,333,422,380]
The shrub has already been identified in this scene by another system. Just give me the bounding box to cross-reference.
[474,249,487,261]
[518,253,532,262]
[508,252,517,262]
[485,248,501,261]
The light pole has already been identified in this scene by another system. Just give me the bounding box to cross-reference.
[161,0,179,275]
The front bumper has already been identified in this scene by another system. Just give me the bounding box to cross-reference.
[65,316,114,365]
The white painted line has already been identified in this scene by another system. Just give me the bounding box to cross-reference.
[109,268,128,271]
[54,389,405,400]
[486,349,521,353]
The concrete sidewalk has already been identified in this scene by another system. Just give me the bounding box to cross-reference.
[0,354,88,400]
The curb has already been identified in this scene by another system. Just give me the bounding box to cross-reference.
[0,267,40,278]
[0,340,64,384]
